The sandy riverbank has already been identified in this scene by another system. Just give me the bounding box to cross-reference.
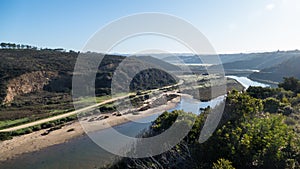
[0,96,180,162]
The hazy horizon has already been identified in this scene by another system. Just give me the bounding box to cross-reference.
[1,41,299,56]
[1,0,300,54]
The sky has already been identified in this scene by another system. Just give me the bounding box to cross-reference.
[1,0,300,54]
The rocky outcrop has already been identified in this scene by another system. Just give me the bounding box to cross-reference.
[3,71,58,104]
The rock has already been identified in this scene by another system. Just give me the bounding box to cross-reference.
[3,71,58,104]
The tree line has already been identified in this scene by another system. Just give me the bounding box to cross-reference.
[0,42,78,53]
[0,42,37,50]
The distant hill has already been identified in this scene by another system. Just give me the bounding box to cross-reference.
[132,55,180,71]
[250,56,300,83]
[153,50,300,82]
[0,48,179,104]
[156,51,300,71]
[221,51,300,70]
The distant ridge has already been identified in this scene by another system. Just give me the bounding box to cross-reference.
[250,56,300,83]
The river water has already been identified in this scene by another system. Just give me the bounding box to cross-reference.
[0,76,267,169]
[227,75,270,89]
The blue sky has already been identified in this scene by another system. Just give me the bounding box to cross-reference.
[1,0,299,54]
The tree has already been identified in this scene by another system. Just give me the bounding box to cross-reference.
[10,43,16,49]
[202,114,297,169]
[263,97,281,113]
[279,77,300,93]
[222,92,263,124]
[247,86,278,99]
[0,42,6,49]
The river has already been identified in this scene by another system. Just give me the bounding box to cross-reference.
[0,76,267,169]
[227,75,270,89]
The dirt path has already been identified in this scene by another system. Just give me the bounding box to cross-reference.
[0,95,129,132]
[0,80,183,132]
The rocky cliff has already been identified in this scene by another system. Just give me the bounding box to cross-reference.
[3,71,58,103]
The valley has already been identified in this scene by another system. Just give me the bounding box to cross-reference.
[1,46,299,169]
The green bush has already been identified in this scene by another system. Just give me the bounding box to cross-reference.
[0,132,13,141]
[247,86,279,99]
[212,159,235,169]
[32,125,42,131]
[279,77,300,93]
[263,97,281,113]
[24,128,33,134]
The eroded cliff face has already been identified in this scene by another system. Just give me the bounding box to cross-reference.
[3,71,58,104]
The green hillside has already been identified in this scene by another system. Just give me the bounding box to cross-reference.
[0,44,178,122]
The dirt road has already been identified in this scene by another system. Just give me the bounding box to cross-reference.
[0,80,183,132]
[0,95,129,132]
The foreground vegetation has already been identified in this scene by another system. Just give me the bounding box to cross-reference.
[110,77,300,169]
[0,115,77,141]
